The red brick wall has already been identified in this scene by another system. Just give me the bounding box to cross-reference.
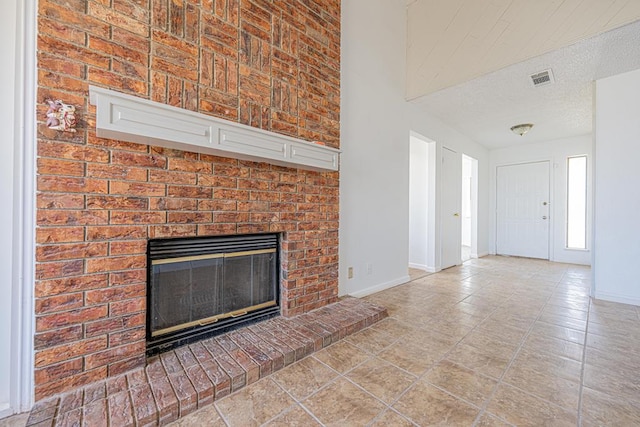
[35,0,340,400]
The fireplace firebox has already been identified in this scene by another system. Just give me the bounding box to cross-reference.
[146,233,280,356]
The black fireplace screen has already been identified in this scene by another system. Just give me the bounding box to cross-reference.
[147,234,279,355]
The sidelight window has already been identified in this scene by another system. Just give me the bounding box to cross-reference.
[566,155,587,249]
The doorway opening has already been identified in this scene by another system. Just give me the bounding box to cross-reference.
[408,132,436,277]
[461,154,478,262]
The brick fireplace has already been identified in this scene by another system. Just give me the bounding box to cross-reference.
[35,0,341,400]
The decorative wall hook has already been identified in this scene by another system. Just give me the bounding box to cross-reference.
[45,99,77,133]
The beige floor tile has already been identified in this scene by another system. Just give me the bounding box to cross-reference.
[454,301,496,318]
[367,317,415,338]
[312,341,370,373]
[509,349,582,382]
[378,341,440,376]
[446,344,512,379]
[271,357,338,400]
[584,345,640,372]
[486,311,536,331]
[214,378,295,427]
[301,378,386,427]
[0,413,30,427]
[529,322,585,344]
[475,320,528,346]
[368,409,415,426]
[406,328,459,353]
[546,296,590,312]
[486,384,577,427]
[345,357,416,404]
[503,362,580,411]
[586,331,640,354]
[424,360,498,406]
[587,320,640,341]
[393,380,479,426]
[461,295,503,309]
[262,404,321,427]
[583,363,640,404]
[541,304,588,321]
[522,333,584,361]
[345,327,398,354]
[439,309,485,324]
[425,321,474,341]
[460,331,520,356]
[408,267,431,281]
[167,404,226,427]
[590,298,638,314]
[537,313,587,331]
[581,386,640,426]
[476,412,514,426]
[589,311,639,328]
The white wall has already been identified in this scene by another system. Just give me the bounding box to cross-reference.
[594,69,640,305]
[340,0,489,296]
[0,0,18,416]
[489,135,593,265]
[340,0,410,296]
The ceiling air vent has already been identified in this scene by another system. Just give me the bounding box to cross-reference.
[530,69,555,87]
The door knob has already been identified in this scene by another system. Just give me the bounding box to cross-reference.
[543,202,548,206]
[453,213,460,217]
[542,216,548,220]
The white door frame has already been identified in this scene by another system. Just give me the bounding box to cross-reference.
[408,132,438,272]
[1,0,36,417]
[461,154,479,259]
[495,159,553,260]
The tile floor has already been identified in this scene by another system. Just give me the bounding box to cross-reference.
[4,255,639,426]
[167,256,640,426]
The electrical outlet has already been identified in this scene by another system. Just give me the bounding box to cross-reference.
[366,263,373,275]
[348,267,354,279]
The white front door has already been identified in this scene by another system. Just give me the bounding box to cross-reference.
[441,147,461,269]
[496,161,550,259]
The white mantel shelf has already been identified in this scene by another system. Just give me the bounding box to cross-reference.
[89,86,340,172]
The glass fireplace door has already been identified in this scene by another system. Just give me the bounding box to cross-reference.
[149,249,277,338]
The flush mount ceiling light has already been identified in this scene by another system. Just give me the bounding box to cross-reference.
[510,123,534,136]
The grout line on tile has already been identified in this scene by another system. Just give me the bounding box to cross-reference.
[577,295,593,427]
[213,400,232,427]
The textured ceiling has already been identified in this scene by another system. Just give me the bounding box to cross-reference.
[407,0,640,99]
[411,20,640,149]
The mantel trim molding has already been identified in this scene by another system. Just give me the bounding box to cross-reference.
[89,86,340,172]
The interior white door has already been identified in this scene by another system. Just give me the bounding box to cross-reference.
[496,161,550,259]
[441,147,461,269]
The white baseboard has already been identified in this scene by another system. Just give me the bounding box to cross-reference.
[408,262,427,270]
[593,291,640,307]
[408,263,437,273]
[349,275,411,298]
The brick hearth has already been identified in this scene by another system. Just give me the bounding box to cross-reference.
[26,298,387,427]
